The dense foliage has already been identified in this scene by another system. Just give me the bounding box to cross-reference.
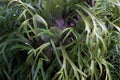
[0,0,120,80]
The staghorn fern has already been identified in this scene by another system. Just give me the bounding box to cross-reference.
[0,0,120,80]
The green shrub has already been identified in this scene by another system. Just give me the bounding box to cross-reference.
[0,0,120,80]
